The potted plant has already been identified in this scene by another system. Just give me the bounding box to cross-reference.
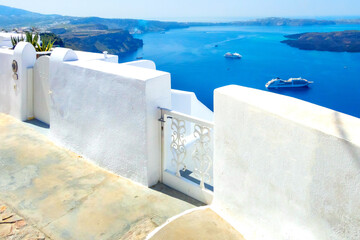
[10,35,25,49]
[11,30,55,58]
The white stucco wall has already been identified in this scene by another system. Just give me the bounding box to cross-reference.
[0,42,36,120]
[74,50,118,63]
[213,85,360,240]
[121,60,156,70]
[171,89,213,121]
[33,56,50,124]
[49,50,171,186]
[0,32,25,48]
[0,49,15,115]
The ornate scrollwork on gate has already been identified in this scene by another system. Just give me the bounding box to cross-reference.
[192,124,213,189]
[170,117,187,177]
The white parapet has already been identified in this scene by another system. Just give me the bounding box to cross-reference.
[49,48,171,187]
[0,42,36,121]
[74,50,118,63]
[0,32,25,48]
[212,85,360,240]
[171,89,213,122]
[121,60,156,70]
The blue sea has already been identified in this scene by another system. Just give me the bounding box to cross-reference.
[119,25,360,118]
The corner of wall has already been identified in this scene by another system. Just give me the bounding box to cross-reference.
[145,72,171,187]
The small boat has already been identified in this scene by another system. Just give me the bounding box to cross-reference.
[136,56,143,59]
[224,52,242,59]
[265,77,313,89]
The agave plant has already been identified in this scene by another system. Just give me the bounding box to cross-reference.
[25,31,39,49]
[11,31,56,52]
[36,39,55,52]
[10,35,25,49]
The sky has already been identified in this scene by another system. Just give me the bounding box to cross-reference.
[0,0,359,21]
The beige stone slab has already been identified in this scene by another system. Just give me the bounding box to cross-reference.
[42,176,191,240]
[149,208,245,240]
[0,115,110,228]
[0,113,197,240]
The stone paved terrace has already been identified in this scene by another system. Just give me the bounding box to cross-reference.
[0,113,197,239]
[0,113,244,240]
[0,201,49,239]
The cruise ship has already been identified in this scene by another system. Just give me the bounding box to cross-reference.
[266,77,313,89]
[224,52,242,59]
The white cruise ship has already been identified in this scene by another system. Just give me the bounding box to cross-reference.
[224,52,242,59]
[266,77,313,89]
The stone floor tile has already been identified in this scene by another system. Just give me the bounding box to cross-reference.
[0,113,198,240]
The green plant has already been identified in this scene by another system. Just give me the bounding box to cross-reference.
[36,38,55,52]
[25,31,39,49]
[11,31,56,52]
[10,35,25,49]
[40,33,65,47]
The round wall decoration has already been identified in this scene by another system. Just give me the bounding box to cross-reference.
[12,60,18,73]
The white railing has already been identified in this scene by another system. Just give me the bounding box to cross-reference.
[159,108,214,203]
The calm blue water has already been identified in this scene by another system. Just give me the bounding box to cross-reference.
[120,25,360,118]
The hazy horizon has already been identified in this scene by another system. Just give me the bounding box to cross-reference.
[0,0,359,22]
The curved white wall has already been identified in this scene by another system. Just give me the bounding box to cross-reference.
[0,42,36,120]
[121,60,156,70]
[213,85,360,240]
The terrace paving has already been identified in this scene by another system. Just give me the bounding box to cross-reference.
[0,114,197,239]
[0,113,245,240]
[149,208,245,240]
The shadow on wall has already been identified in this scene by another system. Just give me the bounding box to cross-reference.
[308,111,360,239]
[333,112,360,168]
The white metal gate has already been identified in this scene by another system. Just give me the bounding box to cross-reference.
[159,108,214,204]
[33,56,50,124]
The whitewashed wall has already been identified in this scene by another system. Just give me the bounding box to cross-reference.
[74,50,118,63]
[0,42,36,120]
[33,56,51,124]
[0,49,14,115]
[171,89,213,121]
[121,60,156,70]
[0,32,25,48]
[213,85,360,240]
[49,48,171,186]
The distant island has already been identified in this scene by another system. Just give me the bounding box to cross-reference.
[225,17,360,26]
[50,24,143,55]
[1,5,360,55]
[281,30,360,52]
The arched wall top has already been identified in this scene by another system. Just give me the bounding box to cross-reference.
[51,48,78,62]
[14,42,36,68]
[121,60,156,70]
